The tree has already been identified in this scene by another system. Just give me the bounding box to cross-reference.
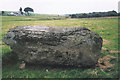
[19,7,23,15]
[24,7,34,16]
[107,10,117,16]
[82,13,88,18]
[71,14,77,18]
[118,13,120,16]
[19,7,22,12]
[2,11,5,15]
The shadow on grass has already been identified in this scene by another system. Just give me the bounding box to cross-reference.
[2,51,19,66]
[26,63,91,71]
[2,51,95,71]
[26,61,96,72]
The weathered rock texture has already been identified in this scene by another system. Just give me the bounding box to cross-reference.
[3,26,103,67]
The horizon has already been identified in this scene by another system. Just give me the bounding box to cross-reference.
[1,10,119,15]
[0,0,119,15]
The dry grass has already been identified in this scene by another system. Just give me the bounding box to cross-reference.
[103,39,110,45]
[97,55,116,69]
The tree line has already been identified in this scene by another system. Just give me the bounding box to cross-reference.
[69,10,119,18]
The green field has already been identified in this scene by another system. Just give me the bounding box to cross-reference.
[1,16,119,78]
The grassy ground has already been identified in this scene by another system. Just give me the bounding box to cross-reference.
[1,16,119,78]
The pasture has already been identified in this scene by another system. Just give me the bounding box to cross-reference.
[1,16,119,78]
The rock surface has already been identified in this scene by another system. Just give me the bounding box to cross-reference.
[3,26,103,67]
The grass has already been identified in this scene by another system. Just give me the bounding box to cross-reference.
[1,16,119,78]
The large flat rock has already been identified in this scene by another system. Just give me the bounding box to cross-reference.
[3,26,103,67]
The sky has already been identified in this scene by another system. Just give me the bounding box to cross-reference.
[0,0,119,14]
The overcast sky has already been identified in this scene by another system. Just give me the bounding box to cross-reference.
[0,0,119,14]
